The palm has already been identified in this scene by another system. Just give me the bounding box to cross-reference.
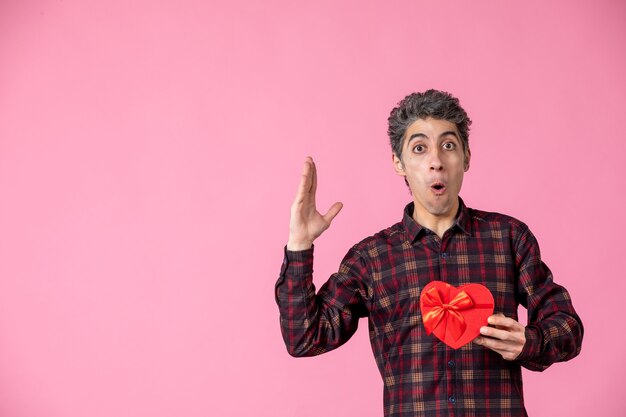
[288,157,343,250]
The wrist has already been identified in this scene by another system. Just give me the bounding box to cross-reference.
[287,240,313,251]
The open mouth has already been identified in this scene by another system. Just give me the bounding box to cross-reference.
[431,182,446,193]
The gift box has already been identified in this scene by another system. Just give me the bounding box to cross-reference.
[419,280,494,349]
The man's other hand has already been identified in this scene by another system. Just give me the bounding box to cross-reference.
[473,313,526,361]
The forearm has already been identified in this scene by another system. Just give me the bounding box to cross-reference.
[513,228,584,370]
[515,262,583,370]
[516,304,584,371]
[275,246,360,357]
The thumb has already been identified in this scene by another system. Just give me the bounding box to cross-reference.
[322,202,343,224]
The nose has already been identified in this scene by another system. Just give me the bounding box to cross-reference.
[429,149,443,171]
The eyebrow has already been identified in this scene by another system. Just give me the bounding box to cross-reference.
[407,131,460,143]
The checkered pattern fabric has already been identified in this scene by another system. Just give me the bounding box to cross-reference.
[275,199,583,417]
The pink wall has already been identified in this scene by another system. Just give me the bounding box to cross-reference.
[1,1,624,416]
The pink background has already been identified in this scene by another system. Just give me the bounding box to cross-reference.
[0,1,624,416]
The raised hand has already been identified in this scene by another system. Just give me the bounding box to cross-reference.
[287,157,343,251]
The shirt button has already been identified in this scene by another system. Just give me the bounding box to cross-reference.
[448,395,456,404]
[441,252,448,258]
[448,360,455,368]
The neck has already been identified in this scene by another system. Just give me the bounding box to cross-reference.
[412,200,459,239]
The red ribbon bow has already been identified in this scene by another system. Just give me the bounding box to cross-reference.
[422,286,474,341]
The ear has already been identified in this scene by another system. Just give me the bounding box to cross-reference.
[392,153,406,176]
[464,148,471,172]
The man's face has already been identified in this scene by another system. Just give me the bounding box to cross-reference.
[393,117,470,223]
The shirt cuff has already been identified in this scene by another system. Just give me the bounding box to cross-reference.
[280,245,314,275]
[275,245,315,304]
[516,324,542,362]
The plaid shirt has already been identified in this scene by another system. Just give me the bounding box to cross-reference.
[275,199,583,417]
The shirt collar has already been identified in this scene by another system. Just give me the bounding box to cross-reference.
[402,197,472,243]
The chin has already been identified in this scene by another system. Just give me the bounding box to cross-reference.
[427,202,454,217]
[429,208,451,217]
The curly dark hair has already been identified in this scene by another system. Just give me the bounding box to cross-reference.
[387,89,472,158]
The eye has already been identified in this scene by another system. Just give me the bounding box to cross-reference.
[443,142,456,150]
[413,144,425,153]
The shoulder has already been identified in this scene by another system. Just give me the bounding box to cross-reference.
[466,206,533,242]
[348,221,406,258]
[468,206,526,227]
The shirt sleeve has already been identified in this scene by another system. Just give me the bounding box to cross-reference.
[513,226,584,371]
[274,245,370,357]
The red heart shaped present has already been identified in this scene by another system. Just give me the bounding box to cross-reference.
[419,281,494,349]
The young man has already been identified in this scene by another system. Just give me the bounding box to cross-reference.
[275,90,583,417]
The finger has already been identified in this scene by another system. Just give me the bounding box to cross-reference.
[323,202,343,224]
[304,157,314,194]
[480,325,515,341]
[294,158,313,204]
[474,337,510,353]
[310,157,318,195]
[488,313,506,324]
[474,336,521,360]
[487,315,521,329]
[475,335,518,352]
